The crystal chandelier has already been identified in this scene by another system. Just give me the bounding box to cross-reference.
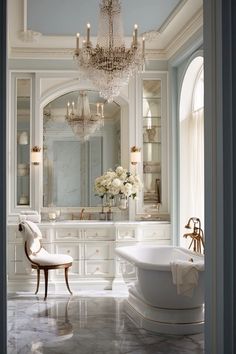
[74,0,145,102]
[65,91,104,141]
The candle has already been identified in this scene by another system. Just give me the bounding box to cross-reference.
[96,103,100,115]
[134,24,138,45]
[147,119,152,129]
[76,33,80,51]
[87,23,90,45]
[142,37,145,55]
[67,102,70,116]
[72,101,75,115]
[101,103,104,118]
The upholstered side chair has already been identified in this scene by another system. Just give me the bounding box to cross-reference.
[19,220,73,300]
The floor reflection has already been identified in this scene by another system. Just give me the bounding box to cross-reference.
[8,293,204,354]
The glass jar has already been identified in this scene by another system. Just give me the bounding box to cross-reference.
[117,194,128,210]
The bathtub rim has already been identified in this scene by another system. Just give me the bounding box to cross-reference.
[115,245,204,272]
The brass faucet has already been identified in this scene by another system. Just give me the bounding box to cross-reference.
[80,208,85,220]
[183,217,205,254]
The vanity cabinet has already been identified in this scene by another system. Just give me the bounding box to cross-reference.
[7,221,171,293]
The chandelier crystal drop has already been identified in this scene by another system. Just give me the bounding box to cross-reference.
[74,0,145,102]
[65,91,104,141]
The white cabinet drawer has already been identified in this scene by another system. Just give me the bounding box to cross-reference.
[84,243,112,260]
[55,261,82,277]
[8,226,50,242]
[55,229,82,240]
[54,243,82,261]
[84,228,114,240]
[117,228,137,241]
[8,260,33,277]
[142,226,170,240]
[39,228,51,242]
[84,260,113,277]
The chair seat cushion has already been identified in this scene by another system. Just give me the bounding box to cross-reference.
[30,248,73,266]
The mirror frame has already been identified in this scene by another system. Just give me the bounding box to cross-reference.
[38,78,131,215]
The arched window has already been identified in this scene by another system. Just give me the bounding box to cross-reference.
[179,57,204,247]
[192,67,204,112]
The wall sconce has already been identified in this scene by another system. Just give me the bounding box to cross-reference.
[130,146,141,165]
[31,146,42,165]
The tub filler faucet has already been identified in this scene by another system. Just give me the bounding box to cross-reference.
[183,217,205,254]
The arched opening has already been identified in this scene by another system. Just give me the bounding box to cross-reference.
[179,56,204,247]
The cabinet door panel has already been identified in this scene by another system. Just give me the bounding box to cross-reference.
[54,243,82,261]
[84,243,112,260]
[84,260,113,277]
[55,261,82,277]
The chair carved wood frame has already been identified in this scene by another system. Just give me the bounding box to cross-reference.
[24,241,73,301]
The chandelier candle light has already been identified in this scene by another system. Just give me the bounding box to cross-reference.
[65,91,104,141]
[74,0,145,102]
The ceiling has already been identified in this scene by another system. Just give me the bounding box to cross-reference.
[27,0,182,37]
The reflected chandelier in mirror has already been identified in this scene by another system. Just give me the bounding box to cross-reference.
[65,91,104,141]
[43,90,121,208]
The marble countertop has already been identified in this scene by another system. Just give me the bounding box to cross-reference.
[8,219,170,226]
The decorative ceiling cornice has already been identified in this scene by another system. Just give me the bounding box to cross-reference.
[9,1,203,62]
[165,8,203,59]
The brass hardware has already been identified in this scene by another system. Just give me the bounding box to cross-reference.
[80,208,85,220]
[183,217,205,254]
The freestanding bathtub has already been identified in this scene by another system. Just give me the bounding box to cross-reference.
[115,245,204,335]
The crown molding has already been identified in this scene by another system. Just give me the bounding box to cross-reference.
[165,8,203,59]
[8,0,203,62]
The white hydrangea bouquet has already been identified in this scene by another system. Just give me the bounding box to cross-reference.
[94,166,143,201]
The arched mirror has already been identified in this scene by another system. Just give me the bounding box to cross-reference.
[43,90,121,208]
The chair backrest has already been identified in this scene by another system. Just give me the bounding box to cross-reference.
[19,220,42,256]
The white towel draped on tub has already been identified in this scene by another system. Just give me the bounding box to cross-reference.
[170,260,204,297]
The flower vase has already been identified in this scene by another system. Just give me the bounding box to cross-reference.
[99,198,106,221]
[106,207,113,221]
[117,194,128,210]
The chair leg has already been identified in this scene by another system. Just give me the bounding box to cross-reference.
[64,267,73,295]
[35,268,40,295]
[43,269,48,301]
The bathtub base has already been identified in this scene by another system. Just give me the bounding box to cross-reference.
[126,289,204,335]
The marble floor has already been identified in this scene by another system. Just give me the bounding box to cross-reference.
[8,291,204,354]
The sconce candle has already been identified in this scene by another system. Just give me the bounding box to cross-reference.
[87,23,90,45]
[76,32,80,51]
[134,24,138,46]
[31,146,42,165]
[130,146,141,165]
[142,37,145,56]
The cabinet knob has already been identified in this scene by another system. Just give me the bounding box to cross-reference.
[96,249,99,253]
[95,232,98,236]
[68,233,71,236]
[67,250,70,254]
[96,267,100,271]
